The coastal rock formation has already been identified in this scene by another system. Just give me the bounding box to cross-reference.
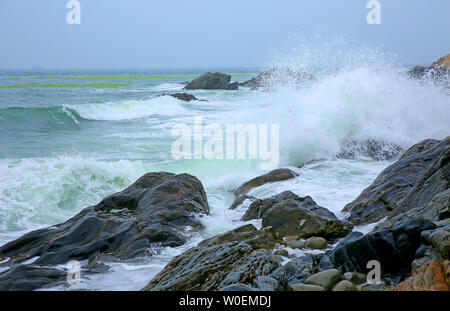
[0,172,210,267]
[337,139,403,161]
[330,218,436,280]
[0,265,67,291]
[234,168,298,197]
[239,68,316,89]
[143,225,287,291]
[160,93,206,102]
[228,195,256,210]
[244,191,353,239]
[284,253,334,285]
[184,72,238,90]
[343,137,450,226]
[396,258,450,291]
[409,53,450,80]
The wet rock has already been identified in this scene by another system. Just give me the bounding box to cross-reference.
[229,195,256,210]
[332,280,357,291]
[0,265,67,291]
[184,72,238,90]
[160,93,206,102]
[0,172,210,267]
[239,68,316,89]
[428,224,450,260]
[274,249,289,257]
[284,253,334,285]
[330,218,436,279]
[235,168,298,197]
[252,191,352,239]
[337,139,403,161]
[343,137,450,226]
[408,53,450,80]
[304,269,342,291]
[290,284,325,291]
[285,240,305,249]
[396,258,450,291]
[343,272,367,285]
[306,237,328,250]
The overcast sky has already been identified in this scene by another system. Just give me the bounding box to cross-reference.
[0,0,449,69]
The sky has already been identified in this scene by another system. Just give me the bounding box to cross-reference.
[0,0,449,69]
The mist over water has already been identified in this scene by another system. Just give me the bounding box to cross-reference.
[0,38,449,290]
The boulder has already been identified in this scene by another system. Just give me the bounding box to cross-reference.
[0,265,66,291]
[143,226,286,291]
[343,272,367,285]
[235,168,298,197]
[304,269,342,291]
[251,191,352,239]
[290,284,325,291]
[273,249,289,257]
[343,137,450,226]
[184,72,238,90]
[332,280,357,291]
[306,237,328,250]
[160,93,206,102]
[330,218,436,279]
[284,253,334,285]
[0,172,210,267]
[396,258,450,291]
[285,240,305,249]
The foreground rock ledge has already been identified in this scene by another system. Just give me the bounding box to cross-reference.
[0,172,210,267]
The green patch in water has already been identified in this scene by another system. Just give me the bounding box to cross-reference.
[0,83,134,89]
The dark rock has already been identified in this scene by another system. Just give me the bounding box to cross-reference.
[330,218,436,279]
[0,265,66,291]
[304,269,342,291]
[242,191,300,221]
[256,191,352,239]
[228,81,239,90]
[229,195,256,210]
[160,93,206,102]
[235,168,298,197]
[184,72,238,90]
[284,253,334,285]
[337,139,403,161]
[343,137,450,226]
[0,172,210,267]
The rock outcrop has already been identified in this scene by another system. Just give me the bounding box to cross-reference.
[143,225,287,291]
[337,139,403,161]
[408,53,450,81]
[239,68,316,89]
[396,258,450,291]
[184,72,238,90]
[0,172,209,266]
[343,137,450,226]
[234,168,298,197]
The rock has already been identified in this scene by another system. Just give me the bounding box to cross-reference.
[286,240,305,249]
[290,284,325,291]
[228,81,239,90]
[330,218,436,279]
[428,224,450,260]
[332,280,357,291]
[0,172,210,267]
[409,53,450,80]
[396,258,450,291]
[285,235,300,241]
[284,253,335,285]
[251,191,352,239]
[337,139,403,161]
[306,237,328,250]
[343,272,367,285]
[239,68,316,89]
[160,93,206,102]
[143,243,286,291]
[235,168,298,197]
[228,195,256,210]
[304,269,342,291]
[184,72,238,90]
[0,265,66,291]
[431,54,450,69]
[274,249,289,257]
[343,137,450,226]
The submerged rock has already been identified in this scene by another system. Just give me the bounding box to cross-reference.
[251,191,352,239]
[184,72,238,90]
[343,137,450,226]
[235,168,298,197]
[0,172,210,267]
[330,218,436,280]
[143,225,286,291]
[160,93,206,102]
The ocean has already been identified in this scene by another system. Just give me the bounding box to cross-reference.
[1,47,449,290]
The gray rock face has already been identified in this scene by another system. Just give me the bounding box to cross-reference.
[184,72,238,90]
[330,218,436,279]
[143,225,286,291]
[249,191,352,239]
[235,168,298,197]
[343,137,450,226]
[0,172,210,267]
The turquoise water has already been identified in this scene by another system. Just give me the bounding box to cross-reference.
[1,59,449,290]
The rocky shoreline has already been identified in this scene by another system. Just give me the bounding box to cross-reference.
[0,136,448,291]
